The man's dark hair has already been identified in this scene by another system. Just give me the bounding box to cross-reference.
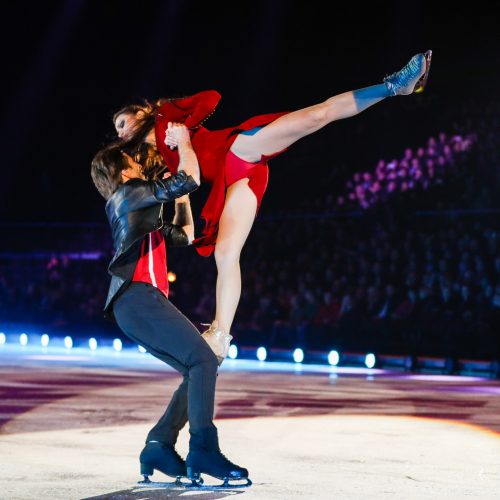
[91,143,129,200]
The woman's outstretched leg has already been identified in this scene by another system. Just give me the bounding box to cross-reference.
[231,52,429,162]
[213,178,258,334]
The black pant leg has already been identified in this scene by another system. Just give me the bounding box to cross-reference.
[146,375,189,445]
[113,283,219,442]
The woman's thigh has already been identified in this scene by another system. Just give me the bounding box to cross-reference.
[215,178,257,259]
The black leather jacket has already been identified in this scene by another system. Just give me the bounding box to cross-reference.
[103,171,199,320]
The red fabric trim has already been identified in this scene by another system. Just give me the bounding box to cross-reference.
[132,230,169,297]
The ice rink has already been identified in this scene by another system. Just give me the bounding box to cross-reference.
[1,345,499,499]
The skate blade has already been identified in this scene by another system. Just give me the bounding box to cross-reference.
[137,477,252,491]
[137,477,191,489]
[414,49,432,94]
[189,477,253,490]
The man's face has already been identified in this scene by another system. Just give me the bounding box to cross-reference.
[121,153,145,181]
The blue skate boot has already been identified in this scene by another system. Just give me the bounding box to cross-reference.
[138,440,188,486]
[186,427,252,488]
[384,50,432,96]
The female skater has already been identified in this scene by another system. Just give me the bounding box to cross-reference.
[112,51,432,361]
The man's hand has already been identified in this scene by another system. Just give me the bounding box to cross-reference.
[165,122,190,150]
[168,122,200,185]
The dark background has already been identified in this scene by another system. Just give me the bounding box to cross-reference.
[1,1,498,223]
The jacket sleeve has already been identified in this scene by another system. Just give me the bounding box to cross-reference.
[151,171,199,203]
[162,223,190,247]
[156,90,221,129]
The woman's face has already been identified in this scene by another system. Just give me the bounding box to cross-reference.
[114,112,142,140]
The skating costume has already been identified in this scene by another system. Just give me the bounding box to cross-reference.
[154,90,288,257]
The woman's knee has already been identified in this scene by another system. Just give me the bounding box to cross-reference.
[214,243,241,269]
[304,106,327,131]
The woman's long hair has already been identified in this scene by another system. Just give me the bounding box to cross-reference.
[113,98,171,180]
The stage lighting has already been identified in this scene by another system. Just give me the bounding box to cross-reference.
[0,333,5,345]
[167,272,177,283]
[19,333,28,346]
[365,353,376,368]
[41,334,50,347]
[113,339,122,352]
[89,338,98,351]
[328,350,340,366]
[64,336,73,349]
[293,348,304,363]
[228,344,238,359]
[138,345,147,353]
[257,346,267,361]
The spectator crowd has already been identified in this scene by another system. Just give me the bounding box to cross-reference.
[1,98,500,360]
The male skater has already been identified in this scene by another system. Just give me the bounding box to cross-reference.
[90,122,249,486]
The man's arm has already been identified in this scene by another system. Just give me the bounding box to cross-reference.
[150,171,198,204]
[162,194,195,246]
[173,194,195,243]
[168,122,201,185]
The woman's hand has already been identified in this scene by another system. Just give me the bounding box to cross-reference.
[165,122,190,150]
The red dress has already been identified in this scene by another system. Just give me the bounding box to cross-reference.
[154,90,288,256]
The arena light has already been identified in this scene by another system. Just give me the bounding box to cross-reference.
[89,338,98,351]
[228,344,238,360]
[19,333,28,346]
[0,333,6,345]
[365,353,376,369]
[328,350,340,366]
[167,272,177,283]
[113,338,122,352]
[256,346,267,361]
[41,334,50,347]
[64,336,73,349]
[293,348,304,363]
[138,345,147,353]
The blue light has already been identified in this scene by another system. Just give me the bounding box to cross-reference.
[328,350,340,366]
[113,338,122,352]
[365,353,376,369]
[138,345,147,353]
[19,333,28,346]
[228,344,238,359]
[64,336,73,349]
[256,346,267,361]
[0,333,5,345]
[89,338,98,351]
[41,334,50,347]
[293,348,304,363]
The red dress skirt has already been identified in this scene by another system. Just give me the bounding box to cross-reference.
[154,90,288,256]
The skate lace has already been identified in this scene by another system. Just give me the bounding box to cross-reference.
[384,55,421,85]
[200,321,217,334]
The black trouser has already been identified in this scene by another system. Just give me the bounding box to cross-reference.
[113,282,219,449]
